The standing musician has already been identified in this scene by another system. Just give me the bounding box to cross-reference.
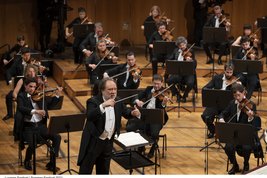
[232,24,260,48]
[85,40,118,86]
[166,36,197,103]
[1,35,28,68]
[15,77,62,171]
[148,22,172,75]
[77,78,141,174]
[103,51,141,89]
[127,74,169,158]
[203,3,231,65]
[65,7,93,64]
[235,36,259,99]
[218,83,262,174]
[80,22,114,58]
[201,62,237,138]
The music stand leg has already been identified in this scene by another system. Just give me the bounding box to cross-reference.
[33,131,37,175]
[202,60,218,78]
[177,88,191,118]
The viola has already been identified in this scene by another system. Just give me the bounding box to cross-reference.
[238,98,255,116]
[31,87,59,102]
[162,28,175,42]
[152,87,173,103]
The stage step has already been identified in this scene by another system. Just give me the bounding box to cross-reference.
[64,79,91,99]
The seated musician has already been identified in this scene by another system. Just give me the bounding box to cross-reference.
[201,62,238,138]
[232,24,259,48]
[85,40,118,86]
[166,36,197,103]
[15,77,63,171]
[218,83,263,174]
[3,64,38,121]
[203,3,231,65]
[234,36,259,99]
[148,22,172,75]
[103,51,141,89]
[127,74,169,158]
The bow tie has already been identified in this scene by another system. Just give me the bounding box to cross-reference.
[27,93,31,98]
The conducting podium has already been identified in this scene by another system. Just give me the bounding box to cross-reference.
[48,113,86,174]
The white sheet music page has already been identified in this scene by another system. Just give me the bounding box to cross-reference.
[116,132,149,147]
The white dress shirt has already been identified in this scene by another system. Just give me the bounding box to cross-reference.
[27,93,42,123]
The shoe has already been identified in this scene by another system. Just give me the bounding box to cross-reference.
[228,164,240,175]
[24,160,32,171]
[46,161,60,172]
[206,59,214,64]
[218,59,223,65]
[147,145,155,159]
[2,115,12,121]
[207,132,214,139]
[180,97,186,103]
[137,146,146,154]
[242,164,249,174]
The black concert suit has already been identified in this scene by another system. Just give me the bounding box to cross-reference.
[66,17,84,64]
[143,16,157,43]
[218,99,261,168]
[203,14,229,63]
[15,91,61,165]
[5,57,25,85]
[201,74,232,135]
[77,95,135,174]
[166,47,197,100]
[105,63,141,89]
[1,44,24,67]
[148,31,171,75]
[80,32,98,52]
[234,49,259,99]
[85,52,115,85]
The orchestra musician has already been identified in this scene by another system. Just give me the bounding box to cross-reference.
[148,21,172,75]
[77,78,141,174]
[218,83,262,174]
[103,51,141,89]
[65,7,93,64]
[166,36,197,103]
[85,40,118,86]
[235,36,259,99]
[15,77,62,171]
[201,62,238,138]
[203,3,231,65]
[127,74,169,158]
[232,24,259,48]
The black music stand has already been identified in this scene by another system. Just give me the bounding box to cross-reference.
[200,89,233,174]
[202,27,227,77]
[165,60,194,117]
[231,46,241,59]
[232,59,263,74]
[73,24,94,38]
[48,113,86,175]
[144,22,157,59]
[117,89,144,105]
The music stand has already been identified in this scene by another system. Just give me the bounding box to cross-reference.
[73,24,94,38]
[166,60,194,117]
[107,45,120,57]
[144,22,157,59]
[48,113,86,174]
[231,46,241,59]
[202,27,227,77]
[232,59,263,74]
[117,89,144,105]
[200,89,233,174]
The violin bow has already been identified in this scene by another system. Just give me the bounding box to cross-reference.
[110,67,138,79]
[115,94,138,104]
[241,46,254,60]
[182,43,195,57]
[92,45,115,71]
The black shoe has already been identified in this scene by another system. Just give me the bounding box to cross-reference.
[228,164,240,175]
[206,59,214,64]
[24,160,32,171]
[147,145,155,159]
[46,161,60,172]
[207,132,214,139]
[242,164,249,174]
[2,115,12,121]
[218,59,223,65]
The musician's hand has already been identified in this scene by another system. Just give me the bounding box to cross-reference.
[3,59,8,65]
[149,44,153,48]
[226,21,231,27]
[249,53,256,60]
[112,56,118,63]
[65,32,71,38]
[102,99,115,108]
[12,93,17,100]
[162,96,169,106]
[35,110,46,117]
[55,86,63,96]
[39,66,46,73]
[246,110,254,118]
[135,100,144,108]
[84,50,92,57]
[141,25,144,30]
[131,105,141,118]
[133,72,140,80]
[88,64,96,69]
[219,118,225,123]
[185,57,192,61]
[103,72,109,79]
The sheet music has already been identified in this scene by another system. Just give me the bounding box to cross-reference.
[116,132,149,147]
[247,164,267,175]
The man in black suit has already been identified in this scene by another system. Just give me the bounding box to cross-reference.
[103,51,141,89]
[201,62,237,138]
[218,83,260,174]
[15,77,62,171]
[126,74,169,158]
[77,78,141,174]
[5,47,31,85]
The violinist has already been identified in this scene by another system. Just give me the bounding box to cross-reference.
[65,7,93,64]
[103,51,141,89]
[235,36,259,99]
[148,22,172,75]
[15,77,62,171]
[126,74,169,158]
[232,24,259,48]
[85,40,118,85]
[219,83,262,174]
[201,62,238,138]
[203,3,231,65]
[166,36,197,103]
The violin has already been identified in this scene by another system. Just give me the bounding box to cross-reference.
[31,87,59,102]
[243,47,258,60]
[182,43,195,60]
[225,76,240,87]
[99,34,115,45]
[219,14,231,26]
[238,98,256,119]
[130,65,142,78]
[249,28,260,44]
[152,88,173,103]
[162,28,175,42]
